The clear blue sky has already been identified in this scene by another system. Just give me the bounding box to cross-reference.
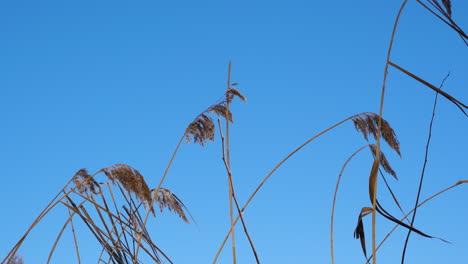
[1,1,467,263]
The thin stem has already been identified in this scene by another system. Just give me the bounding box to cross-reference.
[400,73,449,264]
[46,198,86,264]
[372,1,408,263]
[218,118,261,263]
[156,135,186,191]
[388,61,467,116]
[68,207,81,264]
[379,170,409,223]
[225,60,237,264]
[331,144,369,264]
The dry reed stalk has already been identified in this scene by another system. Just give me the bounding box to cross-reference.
[66,206,81,264]
[330,144,370,264]
[218,117,261,263]
[225,61,237,264]
[388,62,467,116]
[372,1,408,263]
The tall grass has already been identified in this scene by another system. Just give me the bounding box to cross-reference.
[1,1,467,263]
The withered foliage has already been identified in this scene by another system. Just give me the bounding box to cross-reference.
[352,112,401,156]
[152,188,190,223]
[354,207,373,258]
[185,87,246,146]
[369,144,397,180]
[67,164,191,263]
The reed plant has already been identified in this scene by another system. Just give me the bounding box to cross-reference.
[1,1,466,263]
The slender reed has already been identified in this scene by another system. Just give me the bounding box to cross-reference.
[372,1,408,263]
[330,144,370,264]
[400,73,450,263]
[218,118,261,263]
[224,60,237,264]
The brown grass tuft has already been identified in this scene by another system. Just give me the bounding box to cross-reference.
[185,88,246,146]
[226,87,247,103]
[352,113,401,156]
[72,169,100,194]
[185,113,216,146]
[152,188,190,223]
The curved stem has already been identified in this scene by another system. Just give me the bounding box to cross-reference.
[331,144,369,264]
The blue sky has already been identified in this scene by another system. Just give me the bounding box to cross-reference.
[0,1,467,263]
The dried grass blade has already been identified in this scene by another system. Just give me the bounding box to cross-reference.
[389,61,468,116]
[354,207,374,258]
[379,171,407,222]
[368,159,380,203]
[375,201,448,242]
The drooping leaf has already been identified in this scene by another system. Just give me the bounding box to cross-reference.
[354,207,373,258]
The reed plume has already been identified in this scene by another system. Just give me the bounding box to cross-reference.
[185,88,246,146]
